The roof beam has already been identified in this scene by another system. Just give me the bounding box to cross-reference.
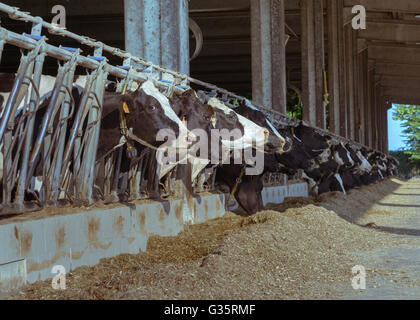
[359,20,420,42]
[379,75,420,89]
[388,97,420,105]
[375,62,420,77]
[369,45,420,65]
[344,0,420,13]
[382,86,420,105]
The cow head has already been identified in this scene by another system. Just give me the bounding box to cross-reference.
[170,89,215,134]
[208,97,268,151]
[332,142,355,168]
[345,143,362,166]
[316,173,346,195]
[235,100,287,154]
[275,126,314,171]
[294,123,330,153]
[103,80,194,151]
[355,148,373,173]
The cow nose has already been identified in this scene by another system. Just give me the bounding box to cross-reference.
[186,132,197,144]
[283,140,292,153]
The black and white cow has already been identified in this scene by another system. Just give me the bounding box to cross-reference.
[0,77,195,202]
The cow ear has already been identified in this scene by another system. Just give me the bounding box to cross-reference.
[206,105,215,116]
[181,89,194,97]
[119,94,135,114]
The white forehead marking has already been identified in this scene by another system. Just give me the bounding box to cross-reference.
[293,134,302,143]
[378,162,387,171]
[208,97,266,133]
[141,80,190,134]
[208,97,266,149]
[347,151,354,165]
[318,148,330,163]
[334,173,346,195]
[266,119,283,140]
[244,99,283,140]
[357,151,372,172]
[208,97,233,115]
[334,151,344,166]
[340,142,354,165]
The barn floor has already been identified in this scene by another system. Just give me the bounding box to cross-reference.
[6,178,420,300]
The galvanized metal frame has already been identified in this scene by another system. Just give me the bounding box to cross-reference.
[0,3,381,215]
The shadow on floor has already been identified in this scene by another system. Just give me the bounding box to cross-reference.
[315,178,420,237]
[360,223,420,237]
[378,203,420,208]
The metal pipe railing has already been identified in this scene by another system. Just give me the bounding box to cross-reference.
[0,3,386,214]
[0,2,377,152]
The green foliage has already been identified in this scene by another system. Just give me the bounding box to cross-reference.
[393,104,420,162]
[389,151,420,177]
[325,93,330,131]
[286,91,302,120]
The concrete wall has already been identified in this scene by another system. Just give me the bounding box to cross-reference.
[0,193,225,294]
[0,182,309,295]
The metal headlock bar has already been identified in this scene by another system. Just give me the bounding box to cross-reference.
[0,4,381,214]
[0,2,375,151]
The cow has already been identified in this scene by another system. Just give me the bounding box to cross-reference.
[0,78,195,204]
[114,87,251,200]
[214,101,290,215]
[235,100,287,154]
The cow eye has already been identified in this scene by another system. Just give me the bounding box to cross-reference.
[149,105,157,112]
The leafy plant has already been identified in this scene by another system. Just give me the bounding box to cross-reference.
[393,104,420,162]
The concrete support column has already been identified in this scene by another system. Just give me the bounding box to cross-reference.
[314,0,326,129]
[337,0,347,137]
[300,0,325,127]
[377,96,384,152]
[379,99,389,153]
[353,40,360,142]
[384,104,390,154]
[344,24,356,140]
[251,0,287,113]
[380,104,385,152]
[366,68,374,148]
[124,0,190,74]
[327,0,343,134]
[373,84,380,151]
[356,50,368,145]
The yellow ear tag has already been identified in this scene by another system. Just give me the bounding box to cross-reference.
[121,83,130,114]
[123,102,130,114]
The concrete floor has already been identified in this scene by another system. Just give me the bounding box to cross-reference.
[340,180,420,300]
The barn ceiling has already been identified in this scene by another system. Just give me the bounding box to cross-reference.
[1,0,420,102]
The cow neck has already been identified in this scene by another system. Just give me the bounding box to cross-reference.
[290,126,303,143]
[314,171,335,191]
[118,83,138,155]
[228,164,247,200]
